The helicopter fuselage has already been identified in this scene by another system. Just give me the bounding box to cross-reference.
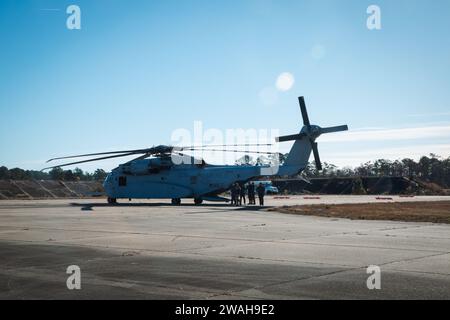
[103,157,285,201]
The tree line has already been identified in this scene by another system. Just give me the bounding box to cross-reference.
[236,153,450,188]
[2,153,449,188]
[0,166,108,182]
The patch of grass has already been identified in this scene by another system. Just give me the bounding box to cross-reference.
[269,201,450,224]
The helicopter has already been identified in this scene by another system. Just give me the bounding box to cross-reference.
[43,96,348,205]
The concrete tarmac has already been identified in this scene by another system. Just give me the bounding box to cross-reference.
[0,196,449,299]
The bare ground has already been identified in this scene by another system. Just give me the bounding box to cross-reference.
[270,201,450,224]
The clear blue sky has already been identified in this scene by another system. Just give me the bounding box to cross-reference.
[1,0,450,171]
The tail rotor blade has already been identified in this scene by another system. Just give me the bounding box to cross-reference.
[299,96,311,127]
[275,133,307,142]
[320,125,348,134]
[311,141,322,171]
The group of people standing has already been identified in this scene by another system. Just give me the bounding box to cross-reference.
[230,182,266,206]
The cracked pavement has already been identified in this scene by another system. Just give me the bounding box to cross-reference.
[0,196,449,299]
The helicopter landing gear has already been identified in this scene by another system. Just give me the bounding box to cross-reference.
[107,197,117,204]
[171,198,181,205]
[194,198,203,205]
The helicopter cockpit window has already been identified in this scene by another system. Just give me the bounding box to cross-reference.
[118,176,127,187]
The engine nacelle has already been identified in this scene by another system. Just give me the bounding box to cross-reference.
[119,158,172,175]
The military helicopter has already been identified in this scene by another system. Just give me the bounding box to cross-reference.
[44,96,348,205]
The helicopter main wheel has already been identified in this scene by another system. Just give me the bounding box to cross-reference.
[171,198,181,205]
[194,198,203,205]
[107,197,117,204]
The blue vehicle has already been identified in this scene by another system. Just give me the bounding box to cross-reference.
[265,185,279,195]
[250,181,279,195]
[44,97,348,205]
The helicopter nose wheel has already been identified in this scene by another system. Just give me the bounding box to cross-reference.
[171,198,181,205]
[194,198,203,205]
[107,197,117,204]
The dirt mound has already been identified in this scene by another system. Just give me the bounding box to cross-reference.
[0,180,105,199]
[272,176,445,195]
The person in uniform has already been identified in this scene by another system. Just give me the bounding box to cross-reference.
[247,182,255,205]
[235,183,241,206]
[239,183,246,205]
[256,183,265,206]
[230,184,237,205]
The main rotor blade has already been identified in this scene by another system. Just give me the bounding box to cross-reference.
[320,125,348,134]
[311,141,322,171]
[299,96,311,127]
[46,148,151,163]
[42,152,138,171]
[184,148,279,155]
[182,144,272,149]
[47,144,275,163]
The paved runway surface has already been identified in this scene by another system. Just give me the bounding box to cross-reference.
[0,196,449,299]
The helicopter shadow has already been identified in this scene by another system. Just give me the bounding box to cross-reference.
[70,202,271,212]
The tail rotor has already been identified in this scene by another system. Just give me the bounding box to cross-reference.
[276,96,348,171]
